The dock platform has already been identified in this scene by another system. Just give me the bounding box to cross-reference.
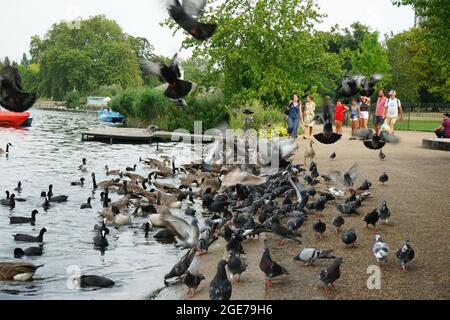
[422,138,450,151]
[81,127,223,144]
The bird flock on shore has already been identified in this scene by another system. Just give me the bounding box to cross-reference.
[0,0,415,299]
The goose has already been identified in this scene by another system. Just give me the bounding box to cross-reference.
[155,142,163,155]
[91,173,120,190]
[111,205,132,226]
[126,164,137,172]
[123,172,146,183]
[0,143,12,155]
[79,158,88,171]
[0,262,43,281]
[161,214,200,249]
[14,245,43,258]
[1,192,13,206]
[304,140,316,165]
[142,158,166,170]
[70,178,85,186]
[47,185,54,198]
[48,191,68,203]
[104,165,121,176]
[80,197,92,209]
[10,210,38,225]
[14,181,22,193]
[13,228,47,242]
[80,275,115,288]
[94,218,110,234]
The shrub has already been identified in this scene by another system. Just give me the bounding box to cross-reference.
[63,91,84,109]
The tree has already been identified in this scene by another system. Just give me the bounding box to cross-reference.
[350,32,391,93]
[21,53,29,66]
[393,0,450,100]
[29,15,143,99]
[163,0,342,106]
[3,56,11,66]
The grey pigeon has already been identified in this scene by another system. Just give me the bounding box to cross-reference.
[378,201,391,224]
[341,228,357,247]
[332,215,345,233]
[227,251,247,282]
[293,248,335,266]
[396,240,415,272]
[329,163,359,188]
[209,260,232,300]
[317,257,343,296]
[379,172,389,184]
[164,248,196,285]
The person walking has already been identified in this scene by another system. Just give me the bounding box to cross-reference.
[286,93,304,139]
[384,90,404,134]
[434,113,450,138]
[349,98,360,139]
[359,96,370,129]
[303,95,316,138]
[374,89,387,136]
[335,99,349,135]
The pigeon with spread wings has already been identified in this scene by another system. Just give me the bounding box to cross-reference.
[328,163,359,188]
[168,0,217,41]
[161,214,200,249]
[0,66,37,112]
[140,54,193,100]
[314,101,341,144]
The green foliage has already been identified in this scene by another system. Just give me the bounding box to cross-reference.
[164,0,342,108]
[29,15,144,100]
[350,32,391,87]
[63,90,84,109]
[393,0,450,101]
[109,88,228,132]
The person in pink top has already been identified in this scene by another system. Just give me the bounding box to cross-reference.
[374,89,387,136]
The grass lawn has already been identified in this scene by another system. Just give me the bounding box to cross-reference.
[394,119,441,132]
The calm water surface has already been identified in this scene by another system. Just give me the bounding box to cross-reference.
[0,109,203,300]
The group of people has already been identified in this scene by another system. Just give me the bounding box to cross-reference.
[285,89,405,139]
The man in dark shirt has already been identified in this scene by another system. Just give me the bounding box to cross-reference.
[435,113,450,138]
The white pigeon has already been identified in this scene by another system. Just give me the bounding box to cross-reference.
[373,234,390,264]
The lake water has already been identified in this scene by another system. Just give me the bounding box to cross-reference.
[0,109,203,300]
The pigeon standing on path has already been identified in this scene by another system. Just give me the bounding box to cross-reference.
[396,240,415,272]
[363,209,380,232]
[209,260,232,300]
[330,152,336,160]
[341,228,357,247]
[317,257,343,296]
[379,172,389,184]
[373,235,390,265]
[378,201,391,224]
[270,216,302,246]
[293,248,335,266]
[259,248,289,286]
[227,252,247,283]
[313,219,326,240]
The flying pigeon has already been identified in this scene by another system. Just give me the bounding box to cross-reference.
[140,54,193,100]
[373,234,389,264]
[168,0,217,41]
[209,260,232,300]
[329,163,359,188]
[0,66,37,112]
[259,248,289,286]
[314,105,341,144]
[293,248,335,266]
[396,240,415,272]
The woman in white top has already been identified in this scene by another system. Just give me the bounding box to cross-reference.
[303,95,316,138]
[384,90,404,134]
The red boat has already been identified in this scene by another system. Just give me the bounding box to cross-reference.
[0,111,31,128]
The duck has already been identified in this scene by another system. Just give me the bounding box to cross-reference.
[70,178,85,186]
[42,196,50,211]
[13,228,47,242]
[48,191,68,203]
[304,140,316,165]
[104,165,121,176]
[80,275,115,288]
[79,158,88,171]
[9,210,38,225]
[4,190,26,203]
[0,262,43,281]
[126,164,137,172]
[80,197,92,209]
[47,185,54,198]
[14,181,22,193]
[1,192,13,206]
[1,193,15,210]
[0,143,13,155]
[93,229,108,248]
[14,245,43,258]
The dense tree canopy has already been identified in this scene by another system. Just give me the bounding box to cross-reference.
[29,15,144,99]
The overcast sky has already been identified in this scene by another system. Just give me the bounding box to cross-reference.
[0,0,414,62]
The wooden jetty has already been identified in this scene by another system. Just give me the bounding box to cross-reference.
[81,127,224,144]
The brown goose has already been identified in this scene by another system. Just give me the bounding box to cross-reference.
[104,165,121,176]
[0,262,43,281]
